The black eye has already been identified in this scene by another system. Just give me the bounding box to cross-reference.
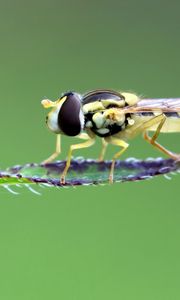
[58,92,84,136]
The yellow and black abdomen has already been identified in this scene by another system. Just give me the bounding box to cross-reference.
[133,112,180,133]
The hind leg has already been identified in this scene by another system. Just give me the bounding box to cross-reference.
[143,115,180,159]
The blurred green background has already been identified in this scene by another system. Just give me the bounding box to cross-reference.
[0,0,180,299]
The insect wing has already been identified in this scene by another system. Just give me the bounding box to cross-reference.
[122,98,180,114]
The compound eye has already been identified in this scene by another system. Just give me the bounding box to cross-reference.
[58,92,84,136]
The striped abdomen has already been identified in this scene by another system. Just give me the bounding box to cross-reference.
[133,112,180,133]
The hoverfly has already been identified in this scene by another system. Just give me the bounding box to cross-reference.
[41,89,180,184]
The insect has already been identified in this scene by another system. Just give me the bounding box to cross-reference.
[41,89,180,184]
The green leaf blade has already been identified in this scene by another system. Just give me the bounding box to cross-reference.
[0,158,179,192]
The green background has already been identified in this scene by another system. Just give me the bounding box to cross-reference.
[0,0,180,299]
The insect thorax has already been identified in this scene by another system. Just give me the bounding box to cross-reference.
[82,90,132,137]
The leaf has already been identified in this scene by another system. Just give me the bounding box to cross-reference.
[0,158,180,192]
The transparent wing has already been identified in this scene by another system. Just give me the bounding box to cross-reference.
[122,98,180,113]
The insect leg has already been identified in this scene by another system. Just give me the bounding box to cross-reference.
[128,114,166,139]
[105,137,129,183]
[42,134,61,164]
[98,139,108,162]
[61,134,96,184]
[143,115,179,159]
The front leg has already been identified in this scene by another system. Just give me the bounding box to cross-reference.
[42,134,61,164]
[61,134,96,184]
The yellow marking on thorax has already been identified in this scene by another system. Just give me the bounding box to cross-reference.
[121,93,139,105]
[101,99,125,108]
[83,97,126,115]
[83,102,104,114]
